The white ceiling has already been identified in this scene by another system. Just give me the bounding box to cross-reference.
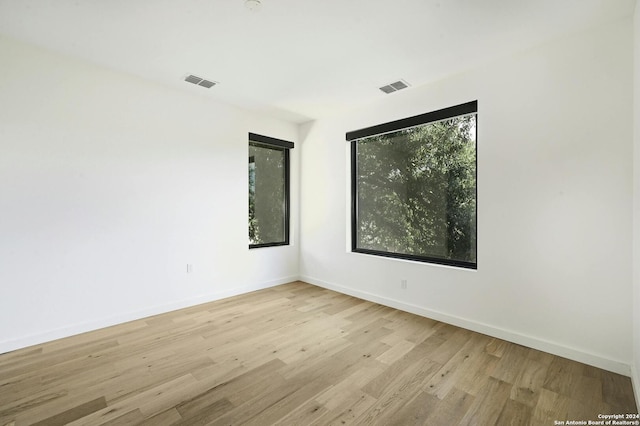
[0,0,635,123]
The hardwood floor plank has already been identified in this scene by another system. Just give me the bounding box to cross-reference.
[355,359,442,425]
[212,360,288,406]
[276,337,353,381]
[426,327,473,365]
[361,336,445,399]
[566,398,611,423]
[381,310,440,344]
[271,398,329,426]
[455,351,500,397]
[0,340,119,383]
[0,281,636,425]
[383,390,440,426]
[532,388,571,424]
[495,398,532,426]
[491,343,530,385]
[543,356,585,397]
[98,409,145,426]
[424,333,489,399]
[510,358,548,407]
[602,372,637,411]
[458,377,512,425]
[572,374,603,408]
[314,391,377,426]
[0,347,42,365]
[8,390,106,426]
[241,378,332,426]
[203,378,305,426]
[424,387,475,425]
[321,296,363,316]
[485,337,509,358]
[66,374,199,425]
[376,339,415,365]
[30,397,107,426]
[135,408,182,426]
[99,356,216,405]
[175,397,234,426]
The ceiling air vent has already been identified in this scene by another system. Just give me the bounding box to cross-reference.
[184,74,218,89]
[379,79,410,94]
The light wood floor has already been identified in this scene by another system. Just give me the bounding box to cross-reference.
[0,281,637,425]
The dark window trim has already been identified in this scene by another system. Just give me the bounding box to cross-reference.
[349,101,478,269]
[347,100,477,141]
[249,132,294,149]
[352,247,477,269]
[249,133,294,249]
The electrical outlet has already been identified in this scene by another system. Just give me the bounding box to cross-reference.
[186,264,193,273]
[401,279,407,290]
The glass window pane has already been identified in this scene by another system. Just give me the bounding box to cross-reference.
[249,142,286,246]
[353,111,477,268]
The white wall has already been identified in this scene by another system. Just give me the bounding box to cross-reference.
[0,36,299,353]
[300,18,634,374]
[632,0,640,407]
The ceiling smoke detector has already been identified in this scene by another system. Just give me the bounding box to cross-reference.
[245,0,262,11]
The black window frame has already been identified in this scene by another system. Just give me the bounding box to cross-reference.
[249,132,294,249]
[348,101,478,269]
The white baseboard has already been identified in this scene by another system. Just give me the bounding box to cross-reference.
[0,275,298,355]
[301,275,632,377]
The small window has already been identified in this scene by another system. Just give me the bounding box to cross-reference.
[249,133,294,248]
[348,101,477,269]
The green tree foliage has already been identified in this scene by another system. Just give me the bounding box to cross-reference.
[248,159,259,243]
[355,115,476,263]
[249,143,285,245]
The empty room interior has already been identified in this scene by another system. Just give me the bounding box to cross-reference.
[1,0,640,424]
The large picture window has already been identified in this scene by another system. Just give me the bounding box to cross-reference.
[348,101,477,269]
[249,133,294,248]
